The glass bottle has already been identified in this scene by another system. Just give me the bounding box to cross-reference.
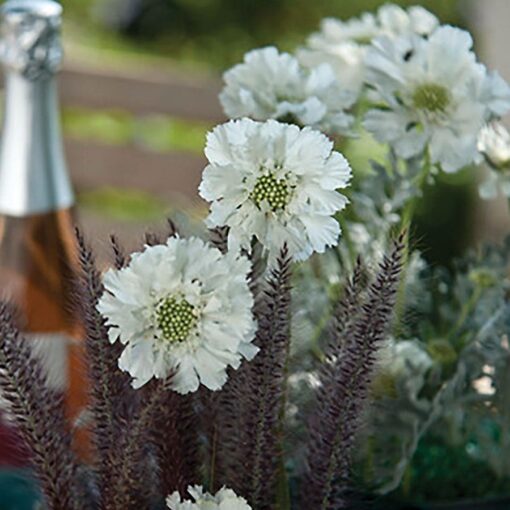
[0,0,87,461]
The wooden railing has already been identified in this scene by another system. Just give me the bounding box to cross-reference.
[56,60,225,261]
[60,61,224,203]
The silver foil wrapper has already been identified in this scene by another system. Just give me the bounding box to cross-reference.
[0,0,74,216]
[0,0,63,81]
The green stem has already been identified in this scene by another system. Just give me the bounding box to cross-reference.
[338,214,356,268]
[451,287,483,342]
[394,154,431,331]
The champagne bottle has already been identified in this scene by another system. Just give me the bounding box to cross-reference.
[0,0,87,460]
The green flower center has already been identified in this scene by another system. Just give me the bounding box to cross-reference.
[353,35,373,45]
[250,173,290,211]
[156,297,196,342]
[412,83,450,113]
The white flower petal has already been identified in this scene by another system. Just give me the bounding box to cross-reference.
[219,46,355,135]
[300,214,340,255]
[97,237,256,393]
[167,485,252,510]
[200,119,351,262]
[364,23,510,173]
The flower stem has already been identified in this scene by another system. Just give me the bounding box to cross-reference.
[451,286,483,343]
[338,214,356,267]
[394,154,431,331]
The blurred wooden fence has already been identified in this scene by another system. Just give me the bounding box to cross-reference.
[46,61,224,262]
[60,62,224,203]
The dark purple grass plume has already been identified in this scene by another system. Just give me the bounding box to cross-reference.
[303,234,404,510]
[0,302,84,510]
[75,228,152,508]
[215,244,292,509]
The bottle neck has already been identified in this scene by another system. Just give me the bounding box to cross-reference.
[0,72,74,217]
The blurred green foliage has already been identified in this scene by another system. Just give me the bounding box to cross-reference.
[78,187,169,221]
[63,108,134,145]
[59,0,464,70]
[62,107,211,154]
[400,435,510,503]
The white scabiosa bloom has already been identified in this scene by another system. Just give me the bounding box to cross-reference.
[97,237,257,393]
[220,47,355,135]
[297,4,438,98]
[166,486,252,510]
[478,122,510,199]
[363,26,510,173]
[199,118,352,262]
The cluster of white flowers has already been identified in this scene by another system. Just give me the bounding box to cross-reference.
[364,25,510,173]
[478,122,510,198]
[167,486,251,510]
[97,237,257,393]
[298,4,438,97]
[220,46,356,135]
[199,118,351,263]
[94,1,510,453]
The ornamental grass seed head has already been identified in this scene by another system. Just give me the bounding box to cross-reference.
[97,236,257,393]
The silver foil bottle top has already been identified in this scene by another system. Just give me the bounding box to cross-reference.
[0,0,63,81]
[0,0,74,216]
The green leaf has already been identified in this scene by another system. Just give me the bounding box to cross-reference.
[78,187,169,222]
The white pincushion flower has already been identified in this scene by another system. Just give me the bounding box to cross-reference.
[97,237,257,393]
[478,122,510,199]
[220,47,355,135]
[297,4,438,97]
[363,26,510,173]
[199,118,351,262]
[166,486,251,510]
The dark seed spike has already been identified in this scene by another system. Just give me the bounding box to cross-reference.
[209,226,229,254]
[167,218,178,238]
[74,228,145,508]
[109,234,128,270]
[151,390,200,498]
[144,231,164,247]
[215,245,292,508]
[303,236,404,509]
[0,302,85,510]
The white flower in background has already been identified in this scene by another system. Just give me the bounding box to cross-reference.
[377,4,438,37]
[297,4,438,97]
[478,122,510,199]
[97,237,257,393]
[220,47,355,135]
[478,122,510,170]
[167,486,252,510]
[199,118,352,263]
[363,26,510,173]
[380,339,433,407]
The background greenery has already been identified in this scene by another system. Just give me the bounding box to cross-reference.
[59,0,464,70]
